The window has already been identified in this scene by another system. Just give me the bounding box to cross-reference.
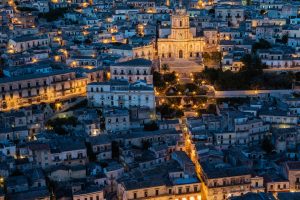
[178,187,182,194]
[186,186,190,193]
[194,185,198,192]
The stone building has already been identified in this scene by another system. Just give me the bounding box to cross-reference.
[156,8,205,60]
[133,8,205,72]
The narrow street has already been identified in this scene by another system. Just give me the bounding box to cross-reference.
[180,118,208,200]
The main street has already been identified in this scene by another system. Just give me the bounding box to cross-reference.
[180,117,208,200]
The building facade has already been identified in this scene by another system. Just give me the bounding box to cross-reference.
[133,8,205,61]
[110,58,153,84]
[87,80,155,109]
[0,69,103,111]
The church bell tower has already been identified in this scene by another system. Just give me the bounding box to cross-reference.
[169,8,193,40]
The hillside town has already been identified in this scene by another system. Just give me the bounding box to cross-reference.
[2,0,300,200]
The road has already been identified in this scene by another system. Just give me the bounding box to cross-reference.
[156,88,299,99]
[180,118,208,200]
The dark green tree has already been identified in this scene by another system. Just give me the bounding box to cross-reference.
[261,137,274,154]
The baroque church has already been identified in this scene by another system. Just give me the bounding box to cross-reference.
[156,8,205,60]
[132,8,206,71]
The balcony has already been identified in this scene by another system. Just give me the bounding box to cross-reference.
[209,181,251,189]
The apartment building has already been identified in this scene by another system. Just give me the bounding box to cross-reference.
[72,185,104,200]
[87,80,155,109]
[0,69,100,111]
[202,165,252,200]
[117,160,201,200]
[8,34,50,53]
[284,161,300,192]
[110,58,153,84]
[215,5,245,27]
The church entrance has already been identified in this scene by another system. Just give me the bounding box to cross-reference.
[179,50,183,58]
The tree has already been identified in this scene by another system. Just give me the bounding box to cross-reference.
[86,142,97,162]
[276,34,289,44]
[161,63,170,73]
[16,7,38,12]
[142,140,151,150]
[38,8,68,22]
[261,137,274,154]
[208,9,215,14]
[260,9,267,15]
[156,104,183,119]
[112,141,120,159]
[202,52,221,67]
[153,71,165,89]
[144,121,159,131]
[252,39,271,53]
[163,72,177,84]
[84,38,93,45]
[46,116,78,135]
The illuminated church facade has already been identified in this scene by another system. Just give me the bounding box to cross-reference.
[133,8,205,62]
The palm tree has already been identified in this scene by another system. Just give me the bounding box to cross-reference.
[161,63,170,73]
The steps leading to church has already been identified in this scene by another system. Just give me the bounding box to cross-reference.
[161,59,204,73]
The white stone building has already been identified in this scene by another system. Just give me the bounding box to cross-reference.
[215,5,245,27]
[8,34,50,53]
[103,109,130,133]
[110,59,153,84]
[87,80,155,109]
